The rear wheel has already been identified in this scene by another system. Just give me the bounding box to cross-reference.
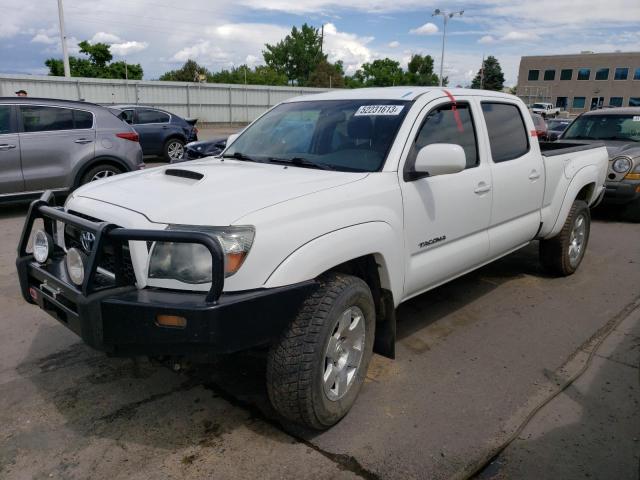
[267,273,375,430]
[163,138,185,162]
[79,164,123,185]
[540,200,590,276]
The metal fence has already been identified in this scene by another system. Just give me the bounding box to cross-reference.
[0,74,331,123]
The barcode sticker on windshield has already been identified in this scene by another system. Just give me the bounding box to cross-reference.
[355,105,404,116]
[633,116,640,122]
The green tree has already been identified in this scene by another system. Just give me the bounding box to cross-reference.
[307,60,345,88]
[405,54,442,86]
[471,55,505,91]
[263,23,325,85]
[350,58,405,87]
[45,40,143,79]
[159,59,211,82]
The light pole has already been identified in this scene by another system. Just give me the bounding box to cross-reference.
[57,0,71,77]
[432,8,464,87]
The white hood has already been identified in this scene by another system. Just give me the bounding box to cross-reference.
[75,158,368,225]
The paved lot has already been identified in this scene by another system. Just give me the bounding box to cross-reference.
[0,198,638,479]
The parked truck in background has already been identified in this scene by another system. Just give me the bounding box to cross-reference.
[17,88,608,430]
[531,102,561,118]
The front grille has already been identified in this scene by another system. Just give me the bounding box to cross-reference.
[65,211,137,285]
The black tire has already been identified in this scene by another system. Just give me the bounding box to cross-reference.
[621,198,640,223]
[267,273,375,430]
[163,138,185,162]
[79,164,123,185]
[539,200,590,276]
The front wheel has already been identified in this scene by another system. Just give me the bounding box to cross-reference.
[539,200,591,276]
[267,273,375,430]
[163,138,185,162]
[79,164,123,185]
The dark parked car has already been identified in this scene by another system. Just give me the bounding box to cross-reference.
[560,107,640,219]
[176,137,227,162]
[0,97,143,202]
[110,105,198,162]
[546,118,572,141]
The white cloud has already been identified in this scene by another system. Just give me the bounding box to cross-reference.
[110,41,149,56]
[478,35,496,44]
[388,41,400,48]
[409,22,439,36]
[31,32,57,45]
[91,32,122,44]
[502,31,540,42]
[323,23,374,74]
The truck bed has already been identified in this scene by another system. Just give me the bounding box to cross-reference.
[539,141,606,157]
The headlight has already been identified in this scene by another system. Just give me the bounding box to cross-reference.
[148,225,255,284]
[612,156,632,173]
[66,247,86,286]
[33,230,53,263]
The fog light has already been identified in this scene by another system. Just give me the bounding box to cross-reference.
[65,247,86,286]
[156,314,187,328]
[29,287,38,301]
[33,230,52,263]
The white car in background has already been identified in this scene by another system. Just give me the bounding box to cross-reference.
[530,102,561,118]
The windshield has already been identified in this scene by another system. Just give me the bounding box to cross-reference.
[224,99,410,172]
[562,114,640,142]
[532,103,547,109]
[547,119,570,130]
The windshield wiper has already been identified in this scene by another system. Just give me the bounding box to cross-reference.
[267,156,336,171]
[221,151,263,162]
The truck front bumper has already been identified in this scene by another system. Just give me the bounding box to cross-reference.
[16,191,317,357]
[17,255,316,356]
[602,179,640,205]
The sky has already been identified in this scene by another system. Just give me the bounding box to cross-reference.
[1,0,639,87]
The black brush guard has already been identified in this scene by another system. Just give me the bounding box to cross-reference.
[15,191,315,356]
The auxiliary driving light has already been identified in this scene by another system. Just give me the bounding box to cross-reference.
[65,247,86,286]
[33,230,53,263]
[156,314,187,328]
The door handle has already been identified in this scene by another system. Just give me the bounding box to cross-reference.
[74,138,93,144]
[529,170,541,180]
[474,183,491,194]
[0,144,16,150]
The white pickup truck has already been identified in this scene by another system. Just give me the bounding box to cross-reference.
[17,88,608,430]
[530,102,561,118]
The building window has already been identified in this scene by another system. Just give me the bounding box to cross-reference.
[544,69,555,81]
[577,68,590,80]
[633,68,640,80]
[572,97,586,109]
[560,69,572,80]
[609,97,623,107]
[528,70,540,81]
[614,68,629,80]
[595,68,609,80]
[555,97,568,109]
[629,97,640,107]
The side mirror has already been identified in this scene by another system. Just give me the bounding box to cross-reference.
[414,143,466,177]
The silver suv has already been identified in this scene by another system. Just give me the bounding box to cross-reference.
[0,98,143,202]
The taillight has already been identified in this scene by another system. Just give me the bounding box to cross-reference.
[194,127,199,136]
[116,132,139,142]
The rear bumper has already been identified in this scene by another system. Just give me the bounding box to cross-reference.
[602,180,640,205]
[17,255,316,356]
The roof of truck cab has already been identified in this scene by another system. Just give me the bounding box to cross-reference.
[283,87,516,103]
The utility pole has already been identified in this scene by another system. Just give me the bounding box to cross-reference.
[57,0,71,77]
[480,54,484,89]
[320,24,324,54]
[431,8,464,87]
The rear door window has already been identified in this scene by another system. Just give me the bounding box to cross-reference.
[0,105,13,134]
[481,102,529,163]
[73,110,94,129]
[136,109,170,124]
[21,106,74,132]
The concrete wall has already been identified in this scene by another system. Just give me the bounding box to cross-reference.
[0,74,331,123]
[516,52,640,113]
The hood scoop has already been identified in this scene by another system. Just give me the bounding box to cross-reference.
[164,168,204,181]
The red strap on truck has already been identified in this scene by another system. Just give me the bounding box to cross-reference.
[442,89,464,133]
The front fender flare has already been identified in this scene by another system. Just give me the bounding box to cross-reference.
[263,222,404,307]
